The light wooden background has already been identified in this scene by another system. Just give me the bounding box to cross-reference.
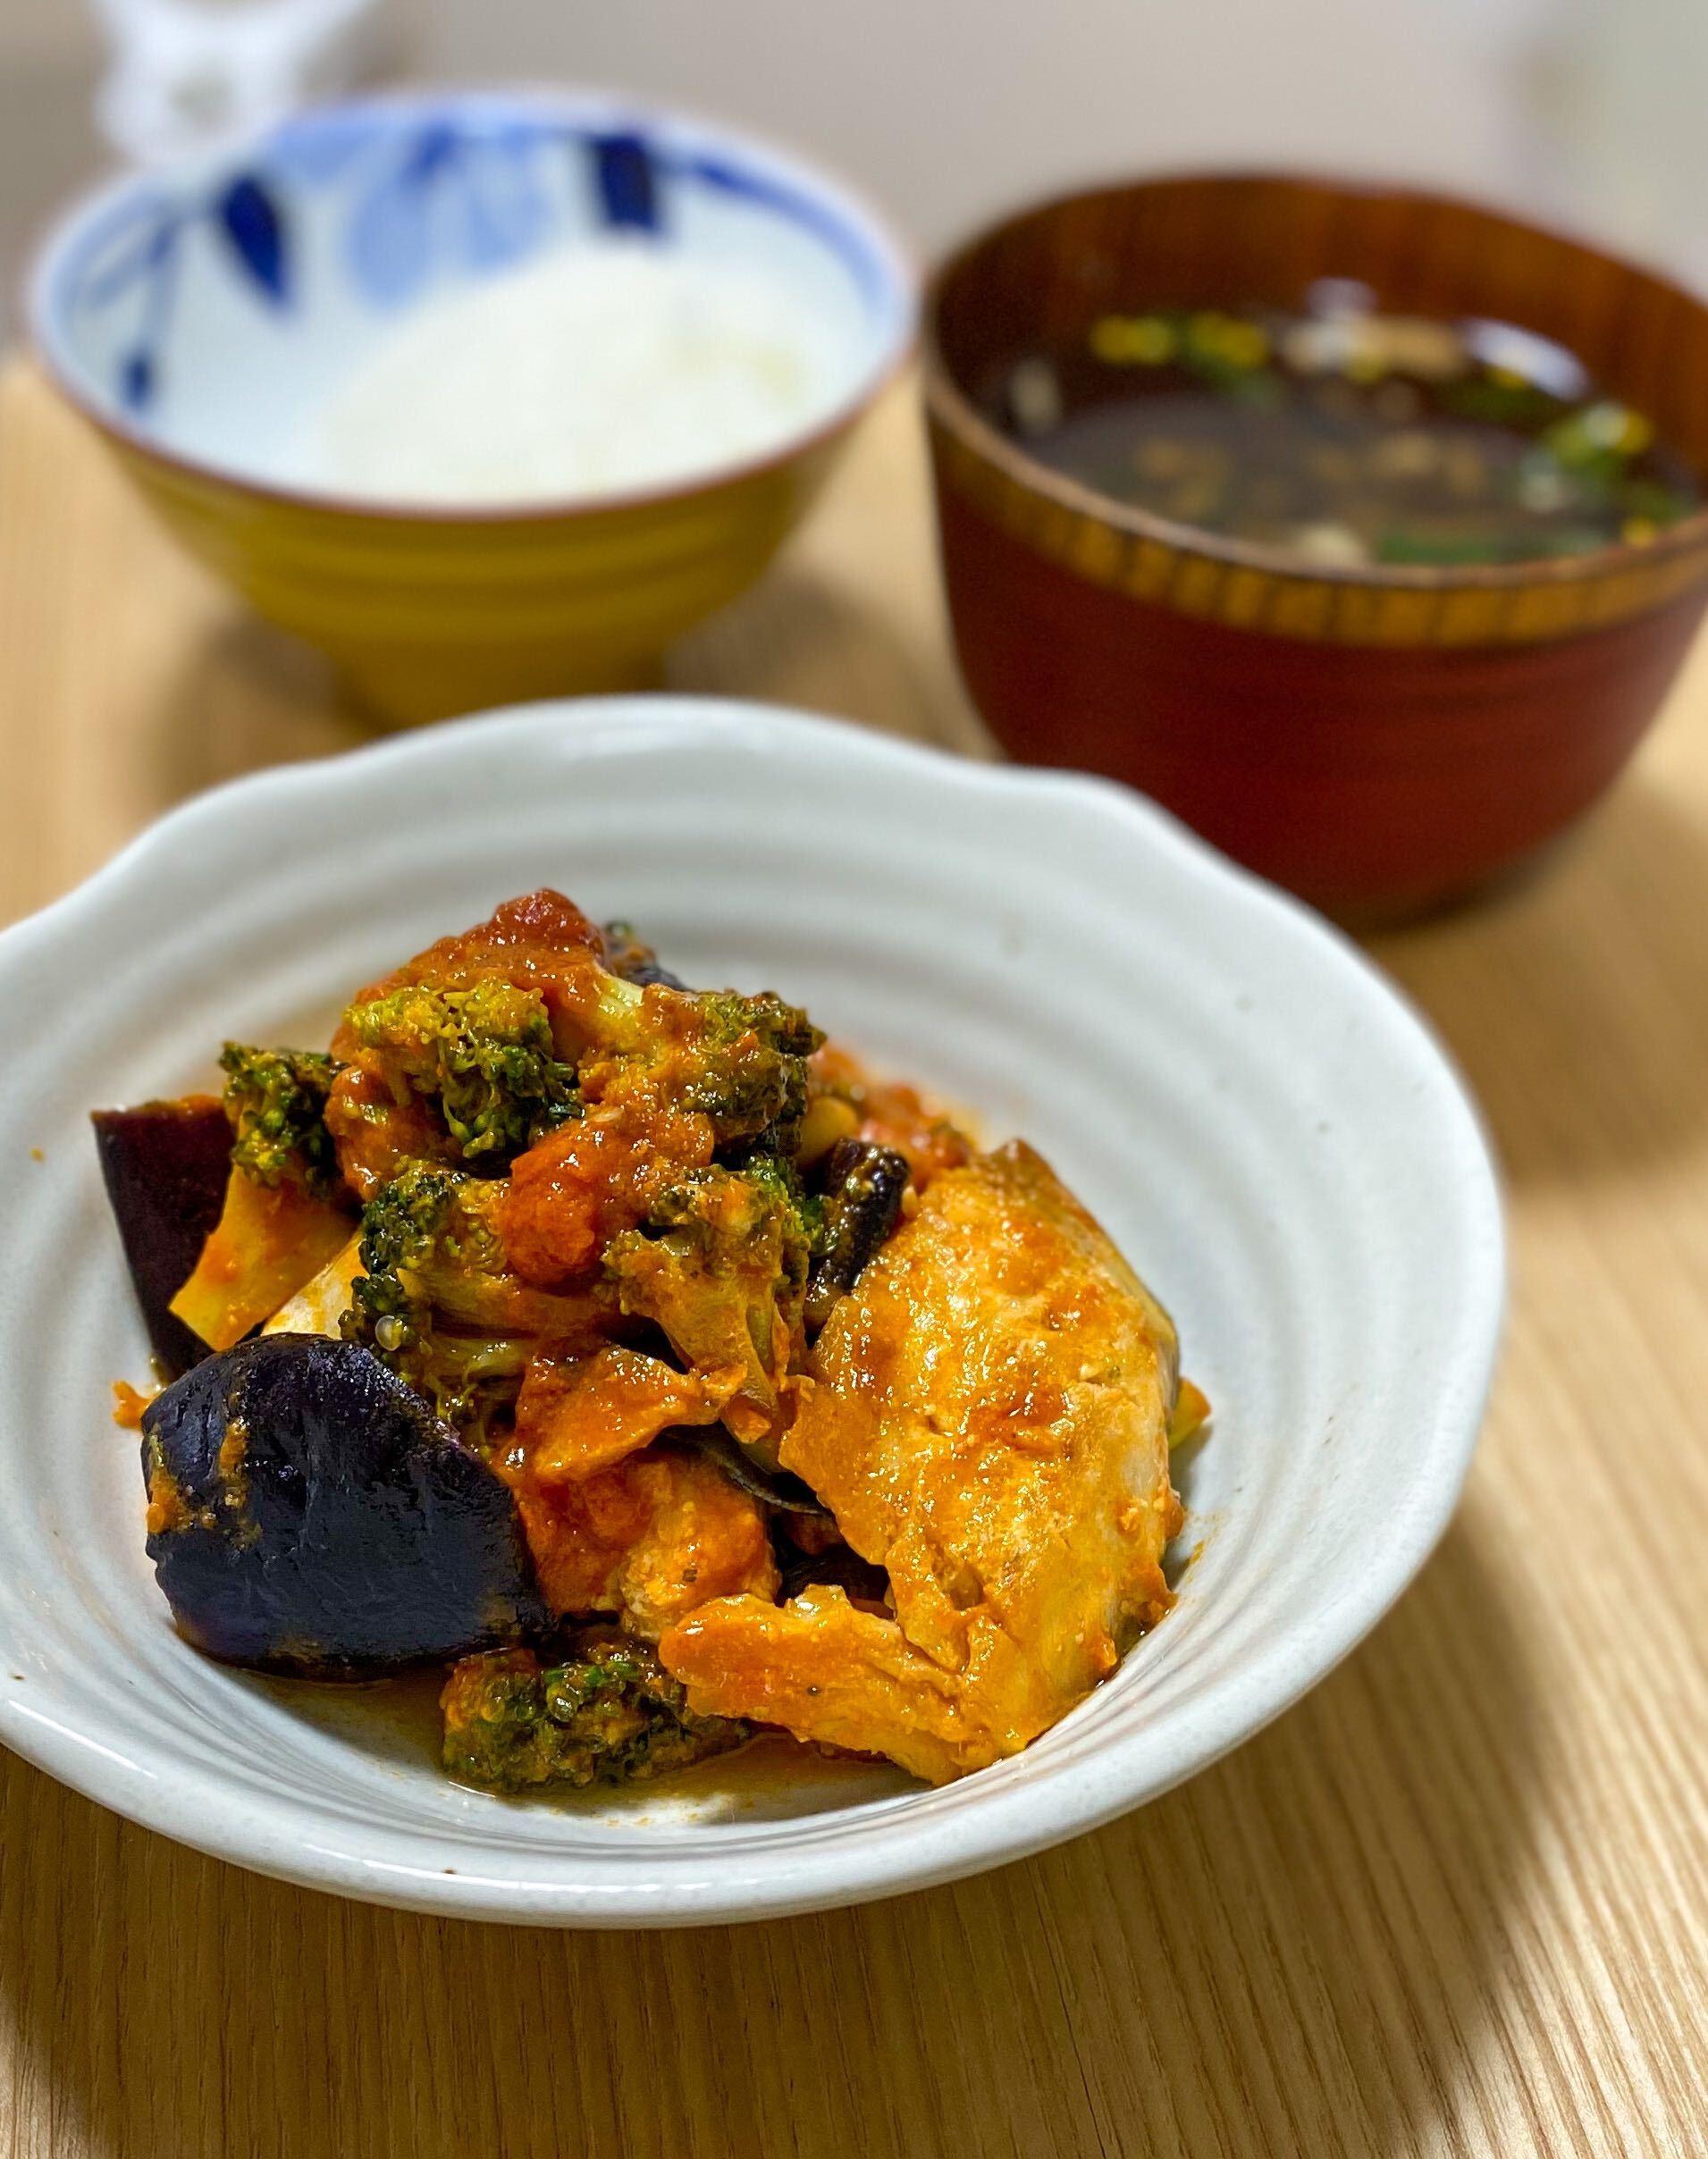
[1,363,1704,2159]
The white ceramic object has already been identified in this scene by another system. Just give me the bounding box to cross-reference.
[0,701,1502,1926]
[91,0,385,165]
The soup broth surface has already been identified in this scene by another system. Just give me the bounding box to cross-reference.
[987,292,1700,567]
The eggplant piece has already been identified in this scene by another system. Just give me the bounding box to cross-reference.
[674,1426,832,1521]
[804,1138,911,1334]
[141,1333,547,1676]
[601,920,688,991]
[92,1098,233,1377]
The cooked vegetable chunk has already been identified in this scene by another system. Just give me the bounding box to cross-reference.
[602,1163,812,1458]
[442,1634,748,1791]
[601,920,687,990]
[263,1234,365,1338]
[341,1163,602,1449]
[343,979,579,1164]
[498,977,820,1294]
[807,1045,973,1188]
[140,1334,547,1673]
[169,1166,353,1354]
[503,1441,778,1638]
[513,1345,728,1483]
[171,1044,354,1352]
[672,990,820,1147]
[218,1044,341,1194]
[804,1138,909,1333]
[91,1096,234,1375]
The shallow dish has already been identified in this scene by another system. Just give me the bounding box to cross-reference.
[0,699,1502,1925]
[26,90,914,722]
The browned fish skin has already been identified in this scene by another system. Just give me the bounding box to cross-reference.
[660,1141,1183,1782]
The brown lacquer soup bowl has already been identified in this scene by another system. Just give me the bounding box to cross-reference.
[923,172,1708,912]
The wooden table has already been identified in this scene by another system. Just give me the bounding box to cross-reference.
[1,359,1704,2159]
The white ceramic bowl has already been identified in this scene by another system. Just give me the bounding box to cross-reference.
[0,701,1502,1926]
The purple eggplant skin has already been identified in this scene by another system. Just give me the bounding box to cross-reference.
[140,1334,548,1676]
[601,920,688,991]
[804,1138,911,1335]
[91,1098,232,1377]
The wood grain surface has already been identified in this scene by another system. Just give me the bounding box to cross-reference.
[0,359,1704,2159]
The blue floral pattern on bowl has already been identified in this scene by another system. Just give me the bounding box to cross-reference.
[31,90,912,441]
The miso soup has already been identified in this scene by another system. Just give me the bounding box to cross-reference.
[987,286,1700,568]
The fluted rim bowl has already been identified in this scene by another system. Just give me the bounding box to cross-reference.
[25,86,917,524]
[0,699,1503,1926]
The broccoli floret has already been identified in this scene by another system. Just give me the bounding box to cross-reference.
[343,1159,607,1448]
[679,990,821,1147]
[604,1162,813,1457]
[341,1164,531,1447]
[219,1044,341,1195]
[345,1161,460,1334]
[716,1152,822,1280]
[345,978,579,1165]
[637,1161,814,1306]
[442,1637,749,1790]
[557,947,820,1154]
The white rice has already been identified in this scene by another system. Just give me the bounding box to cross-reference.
[295,242,848,507]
